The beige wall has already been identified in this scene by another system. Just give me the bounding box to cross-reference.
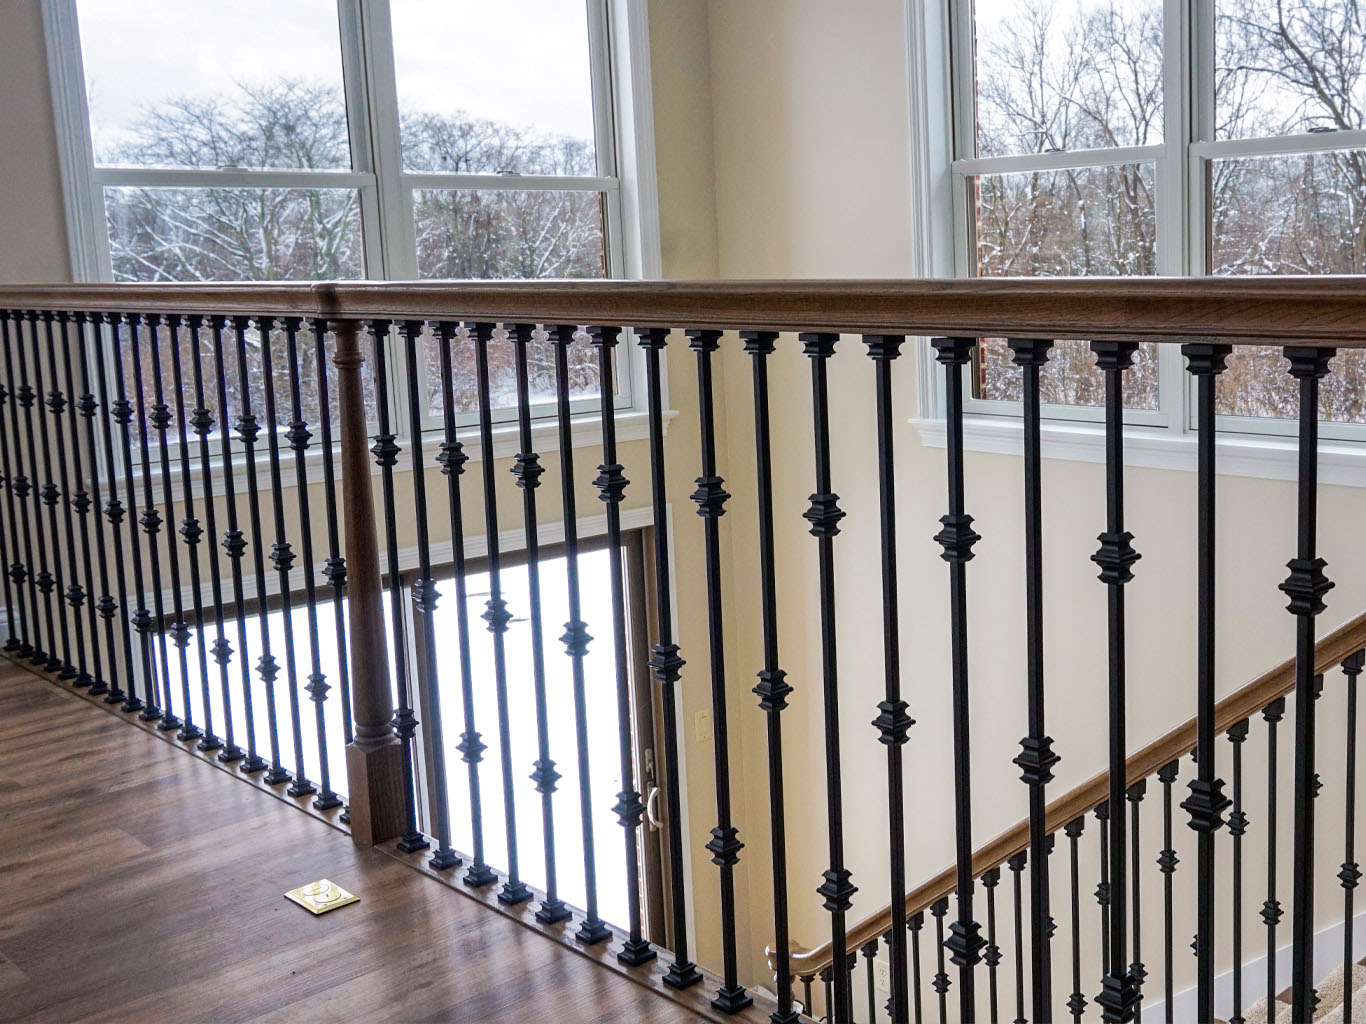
[7,0,1366,1014]
[0,0,70,283]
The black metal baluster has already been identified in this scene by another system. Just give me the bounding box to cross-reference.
[1229,719,1249,1024]
[45,314,88,686]
[312,325,351,747]
[741,328,796,1018]
[1005,336,1058,1024]
[506,323,566,915]
[35,313,72,675]
[236,318,286,781]
[863,940,879,1024]
[468,322,525,894]
[369,321,423,849]
[169,318,220,751]
[864,333,915,1024]
[215,318,265,773]
[1156,761,1178,1024]
[1283,346,1335,1022]
[1066,817,1086,1022]
[189,317,241,762]
[150,318,202,741]
[1091,340,1141,1024]
[636,325,701,978]
[1179,343,1233,1023]
[284,318,340,808]
[1127,780,1146,1021]
[984,867,1002,1024]
[398,321,456,863]
[11,313,46,666]
[585,324,653,963]
[686,327,747,1010]
[1010,852,1027,1024]
[76,314,132,707]
[104,315,160,721]
[822,967,834,1024]
[63,315,106,697]
[911,910,926,1024]
[543,326,605,932]
[1098,801,1111,979]
[931,336,986,1023]
[435,323,496,889]
[932,896,951,1024]
[0,314,18,654]
[0,313,31,659]
[801,331,857,1022]
[129,315,180,731]
[28,313,67,673]
[1263,696,1285,1008]
[1344,652,1364,1024]
[260,317,314,795]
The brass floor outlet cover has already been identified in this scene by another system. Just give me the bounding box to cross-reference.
[284,879,360,915]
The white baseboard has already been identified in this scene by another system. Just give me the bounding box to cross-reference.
[1147,908,1366,1021]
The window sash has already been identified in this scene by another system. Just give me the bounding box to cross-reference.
[943,0,1366,441]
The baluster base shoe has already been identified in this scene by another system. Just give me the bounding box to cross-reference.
[617,938,657,967]
[710,984,753,1014]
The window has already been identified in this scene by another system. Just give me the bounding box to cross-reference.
[43,0,656,428]
[943,0,1366,438]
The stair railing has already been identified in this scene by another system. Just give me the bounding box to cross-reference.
[3,278,1366,1024]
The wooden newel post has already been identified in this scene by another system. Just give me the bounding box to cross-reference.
[331,318,404,846]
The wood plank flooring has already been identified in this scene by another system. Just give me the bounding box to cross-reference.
[0,660,716,1023]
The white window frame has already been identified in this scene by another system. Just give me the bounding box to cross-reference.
[907,0,1366,483]
[41,0,661,446]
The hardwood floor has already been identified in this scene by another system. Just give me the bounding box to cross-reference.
[0,660,717,1023]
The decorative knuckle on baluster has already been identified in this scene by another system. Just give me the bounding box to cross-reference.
[1158,848,1179,874]
[1280,556,1333,616]
[96,595,117,620]
[257,654,279,683]
[691,474,729,519]
[235,413,259,443]
[1182,777,1231,833]
[561,619,593,657]
[306,673,330,701]
[36,571,54,594]
[370,432,400,468]
[457,730,486,764]
[872,698,913,745]
[169,622,191,649]
[436,439,468,476]
[222,529,247,558]
[149,403,172,431]
[594,462,628,504]
[323,555,347,588]
[131,609,152,634]
[286,420,311,452]
[817,866,856,913]
[41,483,60,507]
[211,638,232,665]
[614,789,645,829]
[76,392,97,418]
[754,668,793,713]
[7,563,26,585]
[530,759,561,794]
[270,542,295,573]
[647,641,681,682]
[65,583,85,608]
[1261,899,1284,927]
[180,518,203,545]
[71,491,92,515]
[46,390,66,415]
[190,407,214,435]
[1092,530,1140,585]
[512,451,543,490]
[945,919,986,967]
[934,512,979,562]
[482,597,512,634]
[12,475,30,499]
[393,707,419,740]
[1014,734,1059,785]
[804,492,845,538]
[412,577,440,612]
[104,498,124,525]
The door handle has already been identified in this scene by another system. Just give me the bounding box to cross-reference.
[645,784,663,831]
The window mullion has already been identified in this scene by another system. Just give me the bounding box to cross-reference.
[354,0,415,282]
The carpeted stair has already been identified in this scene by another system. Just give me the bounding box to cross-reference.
[1242,962,1366,1024]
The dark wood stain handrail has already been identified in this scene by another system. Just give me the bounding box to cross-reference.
[781,609,1366,976]
[5,277,1366,341]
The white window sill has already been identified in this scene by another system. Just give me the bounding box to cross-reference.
[910,415,1366,489]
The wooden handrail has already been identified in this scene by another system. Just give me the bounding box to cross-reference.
[780,609,1366,977]
[5,277,1366,341]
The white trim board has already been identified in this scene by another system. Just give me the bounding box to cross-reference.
[1148,908,1366,1022]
